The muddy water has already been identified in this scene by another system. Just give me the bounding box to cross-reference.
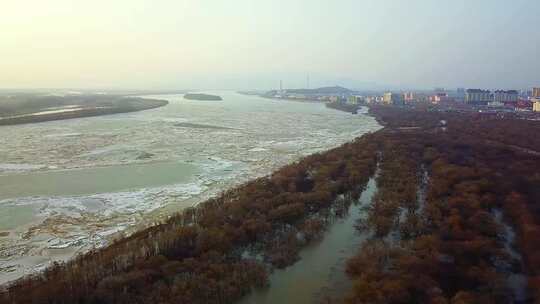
[238,175,377,304]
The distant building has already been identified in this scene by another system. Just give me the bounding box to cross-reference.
[429,94,438,103]
[413,93,429,103]
[376,96,384,103]
[533,99,540,112]
[533,87,540,98]
[383,93,392,104]
[429,93,454,104]
[364,96,376,104]
[488,101,505,108]
[403,92,415,102]
[383,92,404,105]
[516,99,533,111]
[493,90,519,103]
[465,89,492,105]
[347,96,363,105]
[455,88,466,100]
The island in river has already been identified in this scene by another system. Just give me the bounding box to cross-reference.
[0,94,168,126]
[183,93,223,101]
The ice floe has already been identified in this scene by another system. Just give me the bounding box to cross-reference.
[0,92,381,285]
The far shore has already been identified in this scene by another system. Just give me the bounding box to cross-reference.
[0,96,168,126]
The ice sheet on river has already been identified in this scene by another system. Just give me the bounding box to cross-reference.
[0,92,381,285]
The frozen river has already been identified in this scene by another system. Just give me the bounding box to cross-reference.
[0,92,381,284]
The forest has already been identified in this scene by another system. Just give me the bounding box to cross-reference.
[343,106,540,303]
[2,105,540,303]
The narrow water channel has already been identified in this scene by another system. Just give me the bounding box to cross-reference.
[238,175,377,304]
[492,209,528,303]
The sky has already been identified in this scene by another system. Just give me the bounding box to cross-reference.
[1,0,539,90]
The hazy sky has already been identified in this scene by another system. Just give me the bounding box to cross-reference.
[1,0,539,90]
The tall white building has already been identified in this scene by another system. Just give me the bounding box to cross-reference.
[493,90,518,103]
[533,99,540,112]
[533,87,540,98]
[383,92,404,105]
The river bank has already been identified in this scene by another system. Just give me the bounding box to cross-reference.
[325,102,359,114]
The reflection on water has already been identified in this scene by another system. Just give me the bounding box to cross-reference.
[239,175,377,304]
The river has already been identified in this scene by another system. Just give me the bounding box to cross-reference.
[0,91,381,285]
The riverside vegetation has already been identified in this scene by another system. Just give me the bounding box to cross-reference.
[2,106,540,303]
[344,106,539,303]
